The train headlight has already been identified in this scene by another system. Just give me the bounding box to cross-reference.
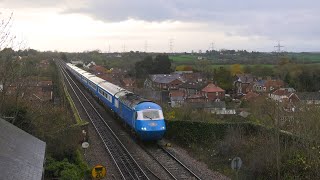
[161,126,166,130]
[141,127,147,131]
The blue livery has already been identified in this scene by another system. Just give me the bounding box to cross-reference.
[66,63,166,141]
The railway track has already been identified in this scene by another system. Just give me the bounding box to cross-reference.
[56,60,157,180]
[142,143,202,180]
[56,60,203,180]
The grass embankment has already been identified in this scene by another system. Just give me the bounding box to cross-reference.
[165,121,319,179]
[62,80,88,126]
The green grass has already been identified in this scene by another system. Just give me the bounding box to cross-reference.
[210,64,275,70]
[289,53,320,62]
[62,80,87,126]
[170,55,197,63]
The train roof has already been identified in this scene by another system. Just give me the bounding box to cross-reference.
[118,93,151,109]
[99,81,124,95]
[67,63,87,74]
[81,72,96,79]
[89,76,106,84]
[67,63,153,108]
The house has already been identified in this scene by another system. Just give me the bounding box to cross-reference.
[269,88,298,103]
[253,79,284,93]
[144,74,185,90]
[169,90,185,107]
[234,74,256,95]
[120,78,136,91]
[182,72,205,82]
[5,80,53,102]
[84,61,96,69]
[242,92,260,102]
[201,83,225,101]
[179,81,207,97]
[90,65,108,75]
[296,92,320,105]
[186,94,206,103]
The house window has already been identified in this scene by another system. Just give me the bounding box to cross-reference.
[216,92,219,96]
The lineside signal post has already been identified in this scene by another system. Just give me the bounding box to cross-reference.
[92,165,106,179]
[231,157,242,180]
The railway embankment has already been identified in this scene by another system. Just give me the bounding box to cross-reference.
[165,120,319,179]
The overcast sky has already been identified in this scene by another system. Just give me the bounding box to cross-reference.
[1,0,319,52]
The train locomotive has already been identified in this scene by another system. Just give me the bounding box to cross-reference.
[66,63,166,141]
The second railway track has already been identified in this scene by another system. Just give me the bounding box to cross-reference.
[56,60,204,180]
[57,60,154,180]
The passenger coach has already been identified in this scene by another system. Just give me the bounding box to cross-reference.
[66,63,166,141]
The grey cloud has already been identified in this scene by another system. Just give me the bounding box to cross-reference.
[0,0,66,8]
[62,0,320,41]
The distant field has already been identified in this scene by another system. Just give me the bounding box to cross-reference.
[289,53,320,62]
[210,64,275,70]
[170,55,197,63]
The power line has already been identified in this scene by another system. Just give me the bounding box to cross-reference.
[169,38,174,52]
[144,40,148,52]
[274,41,284,53]
[210,42,214,51]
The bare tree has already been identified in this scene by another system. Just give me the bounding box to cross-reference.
[0,12,15,50]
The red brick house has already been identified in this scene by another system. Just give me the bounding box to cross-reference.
[201,83,225,101]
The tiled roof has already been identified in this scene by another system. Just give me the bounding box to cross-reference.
[0,118,46,180]
[242,92,259,100]
[90,65,108,74]
[254,80,265,86]
[179,81,207,90]
[236,74,255,83]
[201,83,225,93]
[150,74,184,84]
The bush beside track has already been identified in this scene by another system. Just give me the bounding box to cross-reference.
[164,120,318,179]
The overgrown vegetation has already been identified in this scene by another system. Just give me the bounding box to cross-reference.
[165,121,320,179]
[0,49,89,179]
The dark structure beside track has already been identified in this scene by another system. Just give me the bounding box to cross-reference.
[0,118,46,180]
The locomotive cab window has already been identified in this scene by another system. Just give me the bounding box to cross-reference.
[143,110,160,120]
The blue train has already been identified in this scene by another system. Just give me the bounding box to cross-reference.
[66,63,166,141]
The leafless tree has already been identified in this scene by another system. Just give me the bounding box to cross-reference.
[0,12,15,50]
